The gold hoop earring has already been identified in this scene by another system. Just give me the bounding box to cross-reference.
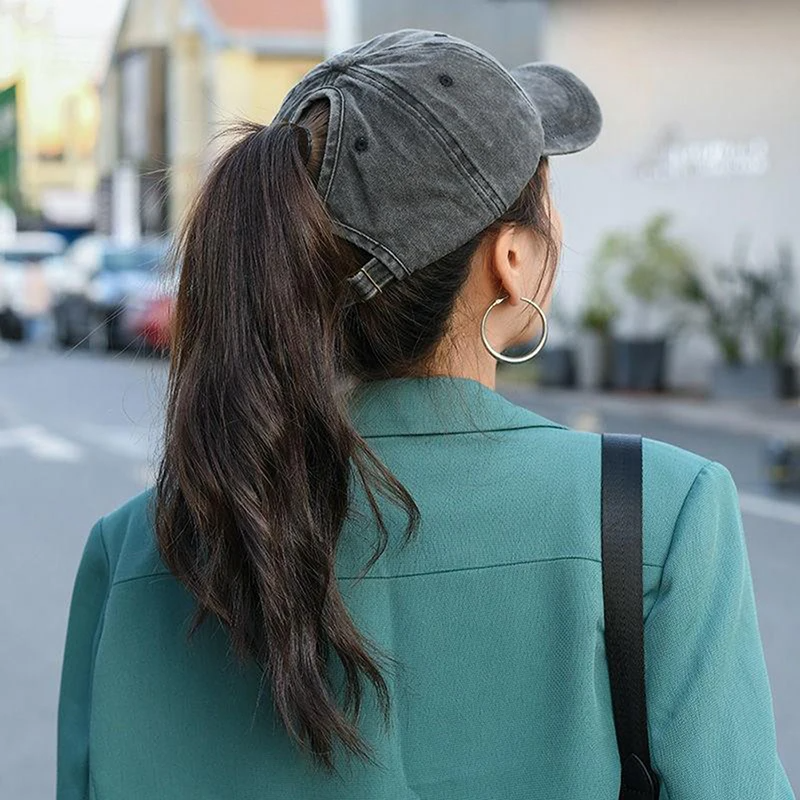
[480,295,548,364]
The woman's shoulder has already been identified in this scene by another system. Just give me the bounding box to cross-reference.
[490,387,712,490]
[510,419,712,487]
[90,488,165,587]
[506,422,718,568]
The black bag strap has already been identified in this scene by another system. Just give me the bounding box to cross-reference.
[601,434,660,800]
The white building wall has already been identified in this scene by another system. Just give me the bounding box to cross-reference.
[543,0,800,386]
[358,0,546,67]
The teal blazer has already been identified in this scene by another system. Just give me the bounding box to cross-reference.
[58,376,795,800]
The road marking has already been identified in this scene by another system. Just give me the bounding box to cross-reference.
[0,425,83,462]
[77,424,152,460]
[571,411,602,432]
[739,492,800,527]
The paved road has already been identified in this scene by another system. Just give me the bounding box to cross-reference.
[0,346,163,800]
[1,346,797,797]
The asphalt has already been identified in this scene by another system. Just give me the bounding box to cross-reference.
[0,345,797,797]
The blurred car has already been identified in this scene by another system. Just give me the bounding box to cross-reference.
[129,293,173,353]
[129,259,179,353]
[0,232,67,341]
[52,238,170,351]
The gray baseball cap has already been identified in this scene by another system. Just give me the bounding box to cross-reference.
[275,29,602,302]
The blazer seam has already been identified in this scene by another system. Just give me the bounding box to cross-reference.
[341,555,665,579]
[111,572,175,589]
[360,422,566,439]
[110,554,664,589]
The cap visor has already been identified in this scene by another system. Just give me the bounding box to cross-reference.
[511,63,602,156]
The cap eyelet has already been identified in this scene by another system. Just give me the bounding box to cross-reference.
[439,74,454,87]
[354,136,369,153]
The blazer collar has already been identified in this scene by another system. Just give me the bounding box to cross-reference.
[348,376,564,437]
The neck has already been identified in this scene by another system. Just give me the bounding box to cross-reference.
[420,341,499,391]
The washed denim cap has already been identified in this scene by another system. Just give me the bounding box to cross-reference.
[275,28,602,302]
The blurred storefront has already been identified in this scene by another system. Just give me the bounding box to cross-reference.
[0,84,17,215]
[0,4,99,234]
[97,0,325,238]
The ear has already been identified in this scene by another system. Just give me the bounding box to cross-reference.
[488,226,526,306]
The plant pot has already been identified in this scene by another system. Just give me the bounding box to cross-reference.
[537,346,576,388]
[778,363,799,399]
[575,331,614,390]
[711,361,784,400]
[611,338,667,392]
[575,332,600,390]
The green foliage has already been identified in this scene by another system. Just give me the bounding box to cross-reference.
[745,244,797,363]
[579,238,621,334]
[592,213,699,305]
[697,243,798,365]
[579,302,617,334]
[580,215,798,366]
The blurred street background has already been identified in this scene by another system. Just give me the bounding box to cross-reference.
[0,0,798,797]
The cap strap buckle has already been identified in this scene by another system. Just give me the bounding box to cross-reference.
[346,257,397,301]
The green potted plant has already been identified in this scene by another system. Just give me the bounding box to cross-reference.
[576,276,618,390]
[707,244,799,400]
[590,213,698,392]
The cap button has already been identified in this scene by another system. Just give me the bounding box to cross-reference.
[327,53,356,73]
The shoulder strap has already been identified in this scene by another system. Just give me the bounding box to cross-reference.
[601,434,660,800]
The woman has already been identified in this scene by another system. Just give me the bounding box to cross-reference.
[58,30,794,800]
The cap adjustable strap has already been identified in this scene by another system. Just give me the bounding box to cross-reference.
[346,257,398,301]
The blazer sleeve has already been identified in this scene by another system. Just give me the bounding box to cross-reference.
[57,520,110,800]
[644,461,795,799]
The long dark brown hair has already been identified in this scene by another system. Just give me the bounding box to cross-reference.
[155,100,555,773]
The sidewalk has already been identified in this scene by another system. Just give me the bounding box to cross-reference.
[500,379,800,441]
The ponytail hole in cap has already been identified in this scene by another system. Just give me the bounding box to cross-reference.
[289,123,313,164]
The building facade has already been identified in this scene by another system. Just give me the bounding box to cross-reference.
[542,0,800,386]
[356,0,545,67]
[0,3,100,232]
[98,0,325,238]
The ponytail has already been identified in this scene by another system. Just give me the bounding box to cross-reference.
[156,117,419,772]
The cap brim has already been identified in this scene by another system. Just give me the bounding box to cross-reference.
[511,63,602,157]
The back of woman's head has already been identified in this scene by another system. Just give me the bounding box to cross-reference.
[156,30,599,774]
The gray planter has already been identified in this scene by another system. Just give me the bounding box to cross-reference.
[611,338,667,392]
[575,331,604,390]
[711,362,786,400]
[778,363,799,399]
[537,346,576,388]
